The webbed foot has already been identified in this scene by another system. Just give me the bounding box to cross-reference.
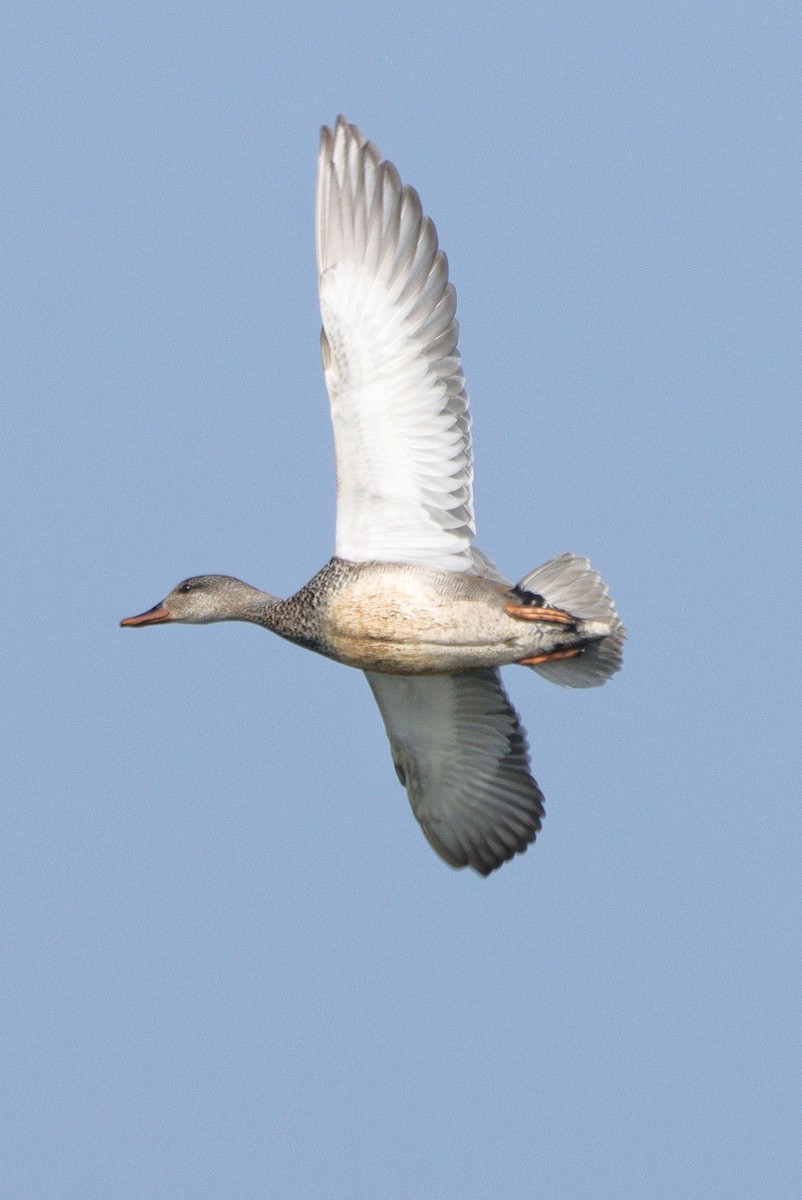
[504,600,576,627]
[518,646,584,667]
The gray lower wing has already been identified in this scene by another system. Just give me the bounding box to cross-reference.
[365,669,544,875]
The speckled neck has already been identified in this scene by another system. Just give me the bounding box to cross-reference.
[253,558,356,655]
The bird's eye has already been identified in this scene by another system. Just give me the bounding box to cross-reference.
[179,582,194,593]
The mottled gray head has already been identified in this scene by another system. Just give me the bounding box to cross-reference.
[120,575,261,626]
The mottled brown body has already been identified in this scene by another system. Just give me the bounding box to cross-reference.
[120,557,603,676]
[317,560,581,674]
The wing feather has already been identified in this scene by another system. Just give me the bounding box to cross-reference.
[317,117,476,570]
[366,670,544,875]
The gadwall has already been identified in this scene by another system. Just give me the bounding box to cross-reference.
[122,117,624,876]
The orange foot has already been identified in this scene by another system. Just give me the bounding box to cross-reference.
[518,646,584,667]
[504,601,576,626]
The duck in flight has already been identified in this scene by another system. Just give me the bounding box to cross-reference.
[122,117,624,875]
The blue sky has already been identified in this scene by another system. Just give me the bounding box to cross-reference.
[3,3,801,1197]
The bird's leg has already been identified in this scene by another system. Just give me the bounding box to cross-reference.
[506,588,581,663]
[504,598,576,626]
[518,646,584,666]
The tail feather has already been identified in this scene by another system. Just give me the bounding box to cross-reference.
[518,553,625,688]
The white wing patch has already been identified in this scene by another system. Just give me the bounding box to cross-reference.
[366,670,544,875]
[317,118,476,570]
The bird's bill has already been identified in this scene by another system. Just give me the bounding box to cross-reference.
[120,603,172,627]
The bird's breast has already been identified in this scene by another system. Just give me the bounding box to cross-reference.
[322,570,524,674]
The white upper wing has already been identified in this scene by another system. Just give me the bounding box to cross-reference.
[366,670,544,875]
[316,117,476,571]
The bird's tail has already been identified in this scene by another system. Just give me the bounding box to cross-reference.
[517,553,625,687]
